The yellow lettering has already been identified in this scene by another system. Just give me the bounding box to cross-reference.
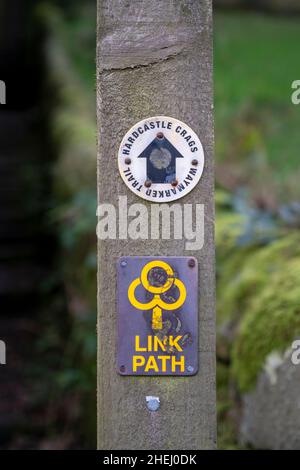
[169,336,183,351]
[157,355,169,372]
[135,336,147,352]
[133,353,185,373]
[145,356,159,372]
[153,336,166,352]
[172,355,185,372]
[133,355,146,371]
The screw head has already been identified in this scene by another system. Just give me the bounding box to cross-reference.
[171,180,178,187]
[144,180,152,188]
[120,365,126,373]
[187,365,194,373]
[192,159,198,166]
[157,132,164,140]
[188,258,196,268]
[146,396,160,412]
[121,260,127,267]
[125,157,131,165]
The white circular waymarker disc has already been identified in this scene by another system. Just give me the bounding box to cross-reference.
[118,116,204,203]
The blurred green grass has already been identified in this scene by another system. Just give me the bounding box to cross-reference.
[215,11,300,201]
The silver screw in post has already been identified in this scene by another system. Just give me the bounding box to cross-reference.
[146,396,160,412]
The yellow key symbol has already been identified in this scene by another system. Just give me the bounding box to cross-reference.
[128,260,186,330]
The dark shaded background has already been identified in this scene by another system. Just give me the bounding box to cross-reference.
[0,0,96,449]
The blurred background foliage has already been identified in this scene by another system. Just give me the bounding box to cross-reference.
[3,0,299,449]
[44,0,300,449]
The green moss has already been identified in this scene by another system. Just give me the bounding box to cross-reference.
[218,233,300,323]
[232,256,300,392]
[217,362,243,450]
[216,210,247,262]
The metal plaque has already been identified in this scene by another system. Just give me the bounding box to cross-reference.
[118,116,204,203]
[117,257,198,376]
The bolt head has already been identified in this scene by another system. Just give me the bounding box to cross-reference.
[144,180,152,188]
[187,365,194,373]
[171,180,178,187]
[192,159,198,166]
[188,258,196,268]
[120,365,126,373]
[157,132,164,140]
[125,158,131,165]
[121,260,127,267]
[146,396,160,412]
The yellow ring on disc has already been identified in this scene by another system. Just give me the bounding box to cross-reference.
[128,278,158,310]
[156,278,186,310]
[140,260,174,294]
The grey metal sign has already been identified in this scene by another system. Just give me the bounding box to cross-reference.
[117,257,198,376]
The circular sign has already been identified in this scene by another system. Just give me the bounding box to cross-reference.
[118,116,204,203]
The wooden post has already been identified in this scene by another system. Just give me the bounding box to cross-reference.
[97,0,216,450]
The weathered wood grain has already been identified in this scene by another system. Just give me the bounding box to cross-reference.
[97,0,216,450]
